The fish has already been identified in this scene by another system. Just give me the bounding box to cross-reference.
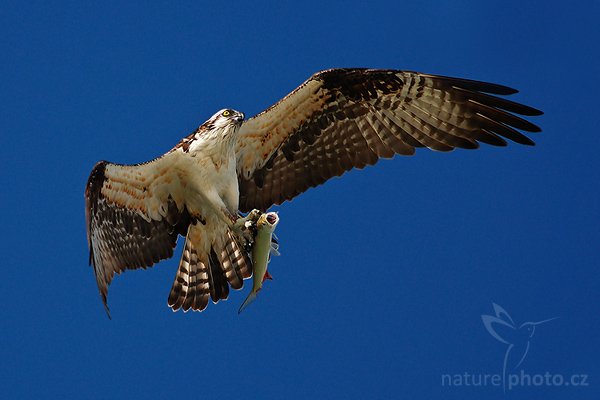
[238,211,280,314]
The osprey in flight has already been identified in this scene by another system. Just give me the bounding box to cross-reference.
[85,68,542,315]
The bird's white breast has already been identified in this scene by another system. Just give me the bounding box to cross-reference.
[173,134,240,219]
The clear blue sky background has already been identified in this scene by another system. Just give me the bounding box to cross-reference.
[1,1,598,399]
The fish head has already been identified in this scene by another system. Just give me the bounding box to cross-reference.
[257,212,279,231]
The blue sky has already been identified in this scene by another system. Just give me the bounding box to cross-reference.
[1,1,599,399]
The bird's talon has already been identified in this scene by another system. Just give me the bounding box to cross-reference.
[232,213,260,245]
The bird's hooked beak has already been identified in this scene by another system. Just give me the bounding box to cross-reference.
[233,111,245,124]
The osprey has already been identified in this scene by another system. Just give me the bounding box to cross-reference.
[85,68,542,316]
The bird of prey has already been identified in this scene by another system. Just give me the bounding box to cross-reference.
[85,68,542,316]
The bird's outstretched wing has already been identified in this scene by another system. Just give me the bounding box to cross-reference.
[85,155,190,315]
[236,68,542,212]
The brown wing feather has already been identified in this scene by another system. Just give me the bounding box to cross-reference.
[85,156,190,316]
[236,69,542,212]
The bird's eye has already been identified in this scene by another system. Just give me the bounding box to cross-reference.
[222,110,230,117]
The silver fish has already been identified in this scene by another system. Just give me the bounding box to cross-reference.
[238,212,280,313]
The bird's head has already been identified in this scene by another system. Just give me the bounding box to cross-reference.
[208,108,245,129]
[196,108,244,140]
[188,109,245,148]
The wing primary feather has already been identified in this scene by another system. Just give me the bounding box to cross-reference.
[421,73,520,95]
[236,68,541,212]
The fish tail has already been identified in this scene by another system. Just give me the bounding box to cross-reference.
[238,291,258,314]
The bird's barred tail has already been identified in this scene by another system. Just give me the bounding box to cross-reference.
[168,224,252,312]
[167,224,210,311]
